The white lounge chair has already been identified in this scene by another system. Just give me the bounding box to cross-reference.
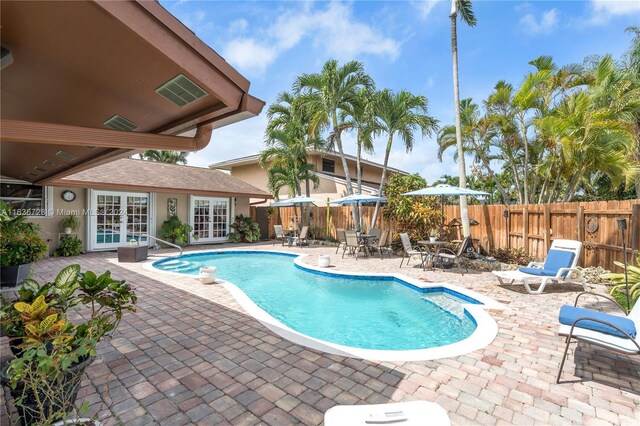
[492,239,586,294]
[556,292,640,383]
[324,401,450,426]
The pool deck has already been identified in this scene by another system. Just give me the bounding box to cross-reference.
[2,242,639,425]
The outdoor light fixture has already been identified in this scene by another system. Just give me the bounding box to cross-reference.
[503,209,509,218]
[616,217,630,313]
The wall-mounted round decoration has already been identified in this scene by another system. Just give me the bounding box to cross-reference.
[61,190,76,202]
[586,216,599,234]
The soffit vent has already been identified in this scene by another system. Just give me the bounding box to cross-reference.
[155,74,208,107]
[104,115,137,131]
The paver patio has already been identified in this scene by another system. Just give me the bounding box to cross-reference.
[2,242,639,425]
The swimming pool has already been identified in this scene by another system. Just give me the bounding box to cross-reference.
[151,250,501,361]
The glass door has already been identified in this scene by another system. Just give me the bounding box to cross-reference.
[91,191,150,250]
[190,197,229,243]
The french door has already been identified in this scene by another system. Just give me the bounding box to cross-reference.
[89,190,152,250]
[190,196,230,243]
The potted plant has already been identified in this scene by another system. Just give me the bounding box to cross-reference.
[159,216,196,246]
[0,201,48,287]
[60,215,80,235]
[0,264,136,425]
[228,214,261,243]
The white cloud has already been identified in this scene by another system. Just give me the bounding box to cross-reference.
[587,0,640,24]
[222,2,401,75]
[228,18,248,34]
[519,8,559,35]
[222,39,277,74]
[412,1,441,21]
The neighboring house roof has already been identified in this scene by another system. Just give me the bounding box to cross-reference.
[1,1,264,184]
[54,159,272,199]
[210,150,410,175]
[316,172,379,194]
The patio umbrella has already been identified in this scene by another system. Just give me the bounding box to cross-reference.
[401,184,489,238]
[331,193,387,230]
[270,196,318,234]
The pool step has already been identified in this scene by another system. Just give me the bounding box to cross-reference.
[162,260,197,272]
[423,294,465,319]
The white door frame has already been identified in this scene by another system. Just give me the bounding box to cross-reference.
[88,189,151,251]
[189,196,231,244]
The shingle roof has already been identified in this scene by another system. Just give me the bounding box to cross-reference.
[55,158,271,198]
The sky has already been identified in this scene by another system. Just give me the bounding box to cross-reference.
[160,0,640,184]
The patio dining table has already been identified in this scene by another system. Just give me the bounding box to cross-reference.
[417,240,447,270]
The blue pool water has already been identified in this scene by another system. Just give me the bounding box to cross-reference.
[153,251,478,351]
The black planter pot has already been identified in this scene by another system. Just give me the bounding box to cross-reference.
[0,263,32,287]
[1,356,95,426]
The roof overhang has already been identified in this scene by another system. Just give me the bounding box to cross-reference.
[0,0,264,184]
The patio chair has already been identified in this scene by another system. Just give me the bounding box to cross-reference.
[325,401,450,426]
[369,228,382,242]
[556,292,640,383]
[335,228,347,254]
[399,233,424,268]
[367,230,391,259]
[492,239,586,295]
[273,225,286,246]
[292,226,309,247]
[343,230,367,259]
[431,236,471,274]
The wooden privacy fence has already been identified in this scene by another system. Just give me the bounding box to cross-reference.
[444,199,640,271]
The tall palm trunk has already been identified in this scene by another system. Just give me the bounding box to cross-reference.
[451,4,470,237]
[518,114,529,204]
[370,136,392,229]
[332,113,358,228]
[356,136,363,231]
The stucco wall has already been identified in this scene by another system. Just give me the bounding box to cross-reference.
[155,193,190,237]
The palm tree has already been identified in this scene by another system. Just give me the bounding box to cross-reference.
[141,150,188,164]
[450,0,477,237]
[370,89,438,228]
[294,60,374,224]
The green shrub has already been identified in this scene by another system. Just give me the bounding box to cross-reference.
[0,201,48,266]
[603,252,639,309]
[228,214,261,243]
[490,247,533,266]
[159,216,194,246]
[54,236,83,257]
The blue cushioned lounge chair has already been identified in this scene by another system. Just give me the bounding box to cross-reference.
[556,292,640,383]
[492,239,586,294]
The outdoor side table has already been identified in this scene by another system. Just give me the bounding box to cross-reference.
[117,245,148,262]
[417,240,447,270]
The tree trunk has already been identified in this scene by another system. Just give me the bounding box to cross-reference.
[519,114,529,204]
[470,140,510,203]
[370,136,392,230]
[305,176,311,227]
[356,135,363,232]
[451,11,470,237]
[332,113,357,228]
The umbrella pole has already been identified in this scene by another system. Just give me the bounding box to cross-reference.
[441,194,445,240]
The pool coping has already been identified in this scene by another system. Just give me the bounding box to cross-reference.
[143,248,507,362]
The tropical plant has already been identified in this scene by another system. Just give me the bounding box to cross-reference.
[294,60,374,223]
[370,89,438,228]
[0,201,48,267]
[449,0,476,236]
[159,216,194,246]
[141,150,188,164]
[60,215,80,233]
[0,265,136,425]
[603,252,640,310]
[228,214,261,243]
[383,173,441,242]
[54,237,83,257]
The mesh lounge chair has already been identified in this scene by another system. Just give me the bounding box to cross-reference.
[367,230,391,259]
[431,236,471,274]
[399,233,424,268]
[556,292,640,383]
[492,239,586,294]
[273,225,286,246]
[343,230,366,259]
[335,228,347,254]
[291,226,309,247]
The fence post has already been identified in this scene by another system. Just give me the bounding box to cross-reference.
[522,205,529,255]
[543,204,551,252]
[577,206,585,266]
[632,204,640,257]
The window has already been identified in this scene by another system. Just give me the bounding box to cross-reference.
[0,179,49,216]
[322,159,335,173]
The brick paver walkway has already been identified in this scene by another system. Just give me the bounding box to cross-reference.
[2,242,639,425]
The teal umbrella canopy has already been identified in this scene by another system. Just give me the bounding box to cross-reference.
[270,196,318,207]
[331,193,387,205]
